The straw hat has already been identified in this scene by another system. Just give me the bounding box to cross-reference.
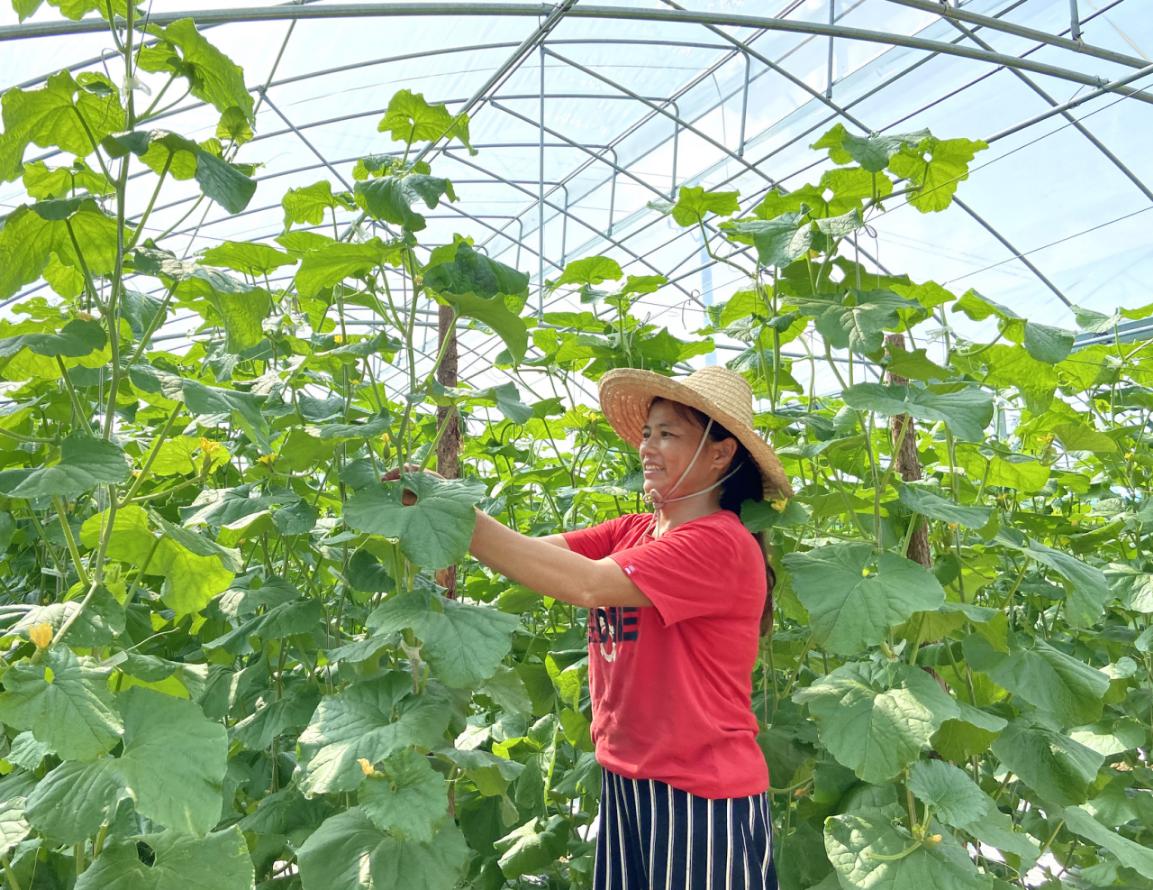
[598,366,793,499]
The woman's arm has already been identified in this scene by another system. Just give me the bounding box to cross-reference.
[469,510,651,610]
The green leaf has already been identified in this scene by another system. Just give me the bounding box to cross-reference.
[359,749,448,842]
[0,318,106,360]
[898,484,993,529]
[181,378,271,452]
[812,123,930,172]
[0,435,130,499]
[298,673,453,794]
[282,180,353,228]
[74,826,254,890]
[991,718,1103,806]
[0,199,122,299]
[344,474,486,569]
[784,544,946,655]
[1051,421,1118,454]
[25,759,123,843]
[0,647,121,760]
[670,185,740,226]
[294,239,392,300]
[794,662,958,783]
[1023,322,1075,364]
[993,530,1111,628]
[825,813,991,890]
[965,635,1109,727]
[368,593,519,688]
[812,290,919,357]
[494,815,570,879]
[0,791,30,857]
[299,808,468,890]
[552,255,623,288]
[354,174,457,232]
[203,598,322,655]
[81,505,237,616]
[842,382,993,442]
[115,687,227,835]
[174,268,271,352]
[1062,805,1153,876]
[0,71,125,183]
[907,760,990,827]
[103,130,256,213]
[721,216,812,268]
[888,135,987,213]
[423,241,530,360]
[377,88,472,152]
[141,19,254,120]
[200,241,296,276]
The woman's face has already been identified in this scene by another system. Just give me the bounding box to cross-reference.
[639,400,734,501]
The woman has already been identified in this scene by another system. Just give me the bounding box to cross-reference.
[408,366,791,889]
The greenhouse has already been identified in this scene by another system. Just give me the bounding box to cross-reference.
[0,0,1151,888]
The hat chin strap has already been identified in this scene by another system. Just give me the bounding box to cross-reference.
[644,418,744,539]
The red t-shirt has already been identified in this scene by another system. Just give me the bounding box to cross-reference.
[563,510,769,798]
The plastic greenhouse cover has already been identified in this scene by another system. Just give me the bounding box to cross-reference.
[0,0,1150,399]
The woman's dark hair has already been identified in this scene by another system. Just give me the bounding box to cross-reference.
[655,398,776,635]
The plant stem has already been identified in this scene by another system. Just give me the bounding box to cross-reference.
[53,497,91,587]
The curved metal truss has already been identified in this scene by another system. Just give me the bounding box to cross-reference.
[1,0,1150,398]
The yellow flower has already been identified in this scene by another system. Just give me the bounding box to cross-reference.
[257,453,276,466]
[200,437,221,456]
[29,623,53,649]
[770,498,789,513]
[357,757,375,777]
[927,834,943,845]
[333,334,344,345]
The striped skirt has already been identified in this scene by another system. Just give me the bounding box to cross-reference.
[594,768,778,890]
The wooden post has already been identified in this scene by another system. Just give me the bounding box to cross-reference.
[436,303,460,598]
[885,333,932,569]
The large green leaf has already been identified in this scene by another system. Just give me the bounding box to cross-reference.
[721,215,812,268]
[0,435,131,499]
[81,505,236,616]
[298,673,453,794]
[784,544,946,655]
[812,124,929,172]
[368,593,519,688]
[825,813,992,890]
[0,318,105,360]
[359,749,448,842]
[282,180,354,228]
[908,760,1039,868]
[552,255,622,287]
[669,186,740,226]
[344,474,487,569]
[377,89,472,151]
[173,267,271,352]
[140,19,254,120]
[991,718,1103,806]
[294,239,393,299]
[811,290,919,357]
[298,808,469,890]
[964,635,1108,727]
[200,240,295,276]
[423,241,530,361]
[115,687,227,835]
[842,382,993,442]
[203,598,323,655]
[74,826,253,890]
[1062,805,1153,876]
[103,130,256,213]
[0,199,122,299]
[494,815,570,879]
[888,135,987,212]
[0,647,121,760]
[354,174,456,232]
[794,662,958,783]
[897,484,992,529]
[25,758,124,843]
[993,530,1111,628]
[0,71,125,183]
